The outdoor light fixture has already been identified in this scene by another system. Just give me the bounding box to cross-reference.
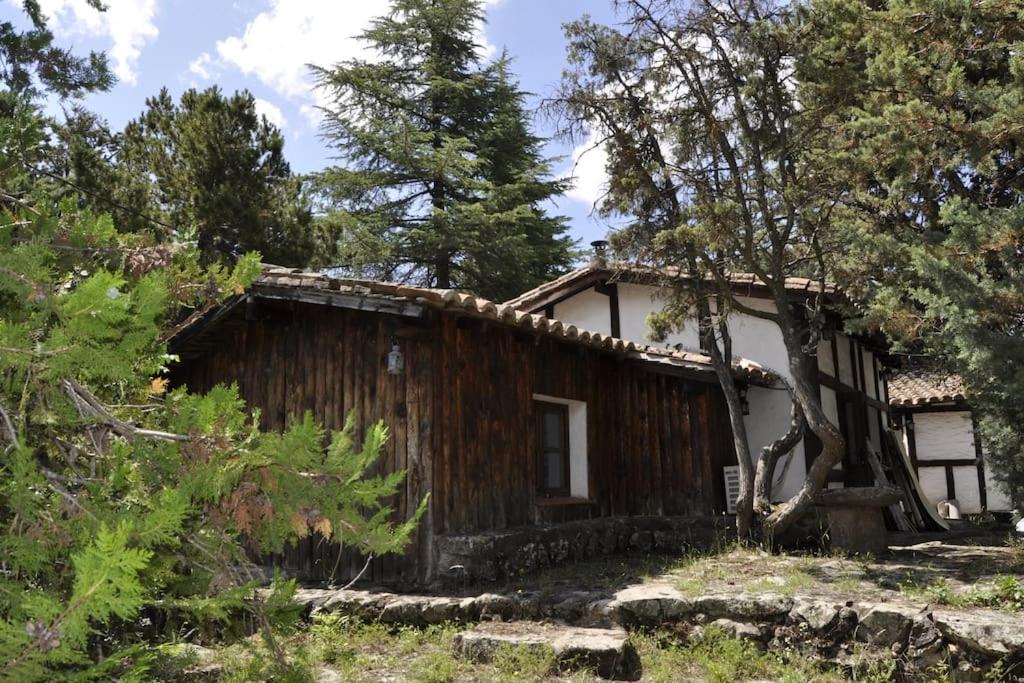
[386,338,404,375]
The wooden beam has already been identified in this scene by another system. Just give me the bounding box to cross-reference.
[971,412,987,510]
[915,458,979,467]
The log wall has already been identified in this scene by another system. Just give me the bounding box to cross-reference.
[171,298,736,584]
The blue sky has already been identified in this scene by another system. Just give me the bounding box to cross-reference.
[18,0,623,249]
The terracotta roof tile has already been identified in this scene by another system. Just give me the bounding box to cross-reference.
[224,266,776,385]
[888,369,966,407]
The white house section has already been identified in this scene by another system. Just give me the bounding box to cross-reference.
[550,286,611,335]
[913,411,975,462]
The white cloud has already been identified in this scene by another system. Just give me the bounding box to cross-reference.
[253,97,287,129]
[564,129,610,209]
[206,0,499,126]
[189,52,216,80]
[37,0,159,85]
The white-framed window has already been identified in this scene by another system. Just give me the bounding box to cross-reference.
[533,394,588,499]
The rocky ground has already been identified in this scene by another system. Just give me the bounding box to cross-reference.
[176,529,1024,681]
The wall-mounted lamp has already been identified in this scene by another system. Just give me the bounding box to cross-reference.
[737,385,751,416]
[386,337,404,375]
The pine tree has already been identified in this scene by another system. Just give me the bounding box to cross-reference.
[0,1,112,99]
[313,0,575,300]
[62,87,315,267]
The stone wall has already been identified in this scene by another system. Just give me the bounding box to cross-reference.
[433,515,733,585]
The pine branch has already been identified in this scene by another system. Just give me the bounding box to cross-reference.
[62,378,189,442]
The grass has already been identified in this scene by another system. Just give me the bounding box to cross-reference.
[632,625,845,683]
[900,575,1024,612]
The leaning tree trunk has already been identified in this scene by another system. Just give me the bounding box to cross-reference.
[753,401,804,514]
[698,300,756,541]
[761,305,845,538]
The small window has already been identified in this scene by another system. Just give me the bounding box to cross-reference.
[536,401,570,497]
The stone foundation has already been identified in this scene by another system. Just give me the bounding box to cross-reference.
[433,515,733,585]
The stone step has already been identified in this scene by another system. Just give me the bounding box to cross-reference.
[454,621,640,680]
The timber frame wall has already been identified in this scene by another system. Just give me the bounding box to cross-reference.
[171,296,737,584]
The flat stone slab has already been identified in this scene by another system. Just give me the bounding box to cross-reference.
[934,608,1024,658]
[609,583,793,625]
[454,621,639,680]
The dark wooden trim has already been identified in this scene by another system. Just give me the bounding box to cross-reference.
[804,335,823,472]
[544,304,554,319]
[535,400,571,498]
[905,413,919,469]
[596,282,621,338]
[817,372,889,412]
[915,458,980,467]
[945,465,956,501]
[891,402,970,414]
[606,284,622,337]
[971,412,987,510]
[830,333,840,384]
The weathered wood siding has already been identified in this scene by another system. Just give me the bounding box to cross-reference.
[171,298,735,584]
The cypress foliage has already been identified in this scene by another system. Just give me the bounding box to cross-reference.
[0,6,424,678]
[800,0,1024,503]
[312,0,575,301]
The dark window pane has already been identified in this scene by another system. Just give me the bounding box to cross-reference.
[543,451,564,489]
[543,411,563,449]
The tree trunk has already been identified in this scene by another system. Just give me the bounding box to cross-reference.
[753,401,804,513]
[762,303,845,538]
[699,301,756,541]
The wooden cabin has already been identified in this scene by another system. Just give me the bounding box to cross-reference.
[169,267,769,585]
[889,368,1012,516]
[506,259,894,502]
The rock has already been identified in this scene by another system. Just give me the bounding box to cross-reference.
[454,621,639,680]
[379,595,431,625]
[421,596,463,624]
[609,583,695,625]
[548,590,600,623]
[790,598,840,633]
[292,588,334,613]
[629,531,653,552]
[317,589,394,618]
[854,603,927,647]
[709,618,763,642]
[934,609,1024,658]
[474,593,519,621]
[905,619,946,671]
[693,593,794,622]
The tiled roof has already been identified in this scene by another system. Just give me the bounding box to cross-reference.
[888,368,966,407]
[177,266,775,385]
[504,264,835,311]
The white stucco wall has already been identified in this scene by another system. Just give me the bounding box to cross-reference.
[917,468,948,511]
[909,410,1008,514]
[551,286,612,335]
[914,411,975,462]
[817,339,835,377]
[616,283,704,349]
[861,348,877,399]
